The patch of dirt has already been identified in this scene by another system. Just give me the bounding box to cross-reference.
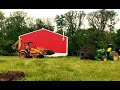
[43,50,55,55]
[0,71,25,81]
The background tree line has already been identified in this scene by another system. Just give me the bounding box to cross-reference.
[0,9,120,56]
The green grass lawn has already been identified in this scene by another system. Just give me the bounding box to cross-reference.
[0,56,120,81]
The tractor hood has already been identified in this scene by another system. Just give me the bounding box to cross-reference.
[97,49,105,52]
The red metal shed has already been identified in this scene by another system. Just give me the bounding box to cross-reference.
[19,28,68,56]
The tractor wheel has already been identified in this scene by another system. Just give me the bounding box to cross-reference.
[39,55,44,58]
[32,55,38,59]
[19,52,26,58]
[80,57,84,60]
[101,55,107,61]
[111,52,119,61]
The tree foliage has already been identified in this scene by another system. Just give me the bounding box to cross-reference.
[87,9,118,32]
[35,18,54,31]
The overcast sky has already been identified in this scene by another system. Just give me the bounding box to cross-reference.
[0,9,120,30]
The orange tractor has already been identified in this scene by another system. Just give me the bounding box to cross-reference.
[11,38,54,58]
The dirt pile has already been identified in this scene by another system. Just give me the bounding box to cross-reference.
[79,43,96,59]
[43,50,54,55]
[0,71,25,81]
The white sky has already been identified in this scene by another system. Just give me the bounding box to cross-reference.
[0,9,120,30]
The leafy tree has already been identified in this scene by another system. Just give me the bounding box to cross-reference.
[4,11,28,41]
[115,29,120,48]
[2,11,28,53]
[25,17,36,32]
[0,11,7,54]
[56,29,63,35]
[87,9,118,32]
[0,11,5,37]
[86,9,118,51]
[35,18,54,31]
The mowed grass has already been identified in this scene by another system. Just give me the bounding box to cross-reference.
[0,56,120,81]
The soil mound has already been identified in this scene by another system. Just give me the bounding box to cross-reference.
[0,71,25,81]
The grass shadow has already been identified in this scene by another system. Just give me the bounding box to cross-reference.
[80,58,120,62]
[0,59,7,63]
[80,58,102,61]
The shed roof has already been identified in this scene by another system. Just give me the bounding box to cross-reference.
[19,28,68,38]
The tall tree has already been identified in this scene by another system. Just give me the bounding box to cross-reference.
[0,11,6,54]
[43,18,54,31]
[86,9,119,50]
[0,11,5,37]
[87,9,118,32]
[25,17,36,32]
[5,11,28,41]
[115,29,120,48]
[3,11,28,53]
[35,18,54,31]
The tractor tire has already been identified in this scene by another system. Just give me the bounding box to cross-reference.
[111,52,119,61]
[80,57,84,60]
[32,55,38,59]
[39,55,44,58]
[19,52,27,58]
[101,55,107,61]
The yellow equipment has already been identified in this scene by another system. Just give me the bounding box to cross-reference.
[11,38,44,58]
[106,47,112,52]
